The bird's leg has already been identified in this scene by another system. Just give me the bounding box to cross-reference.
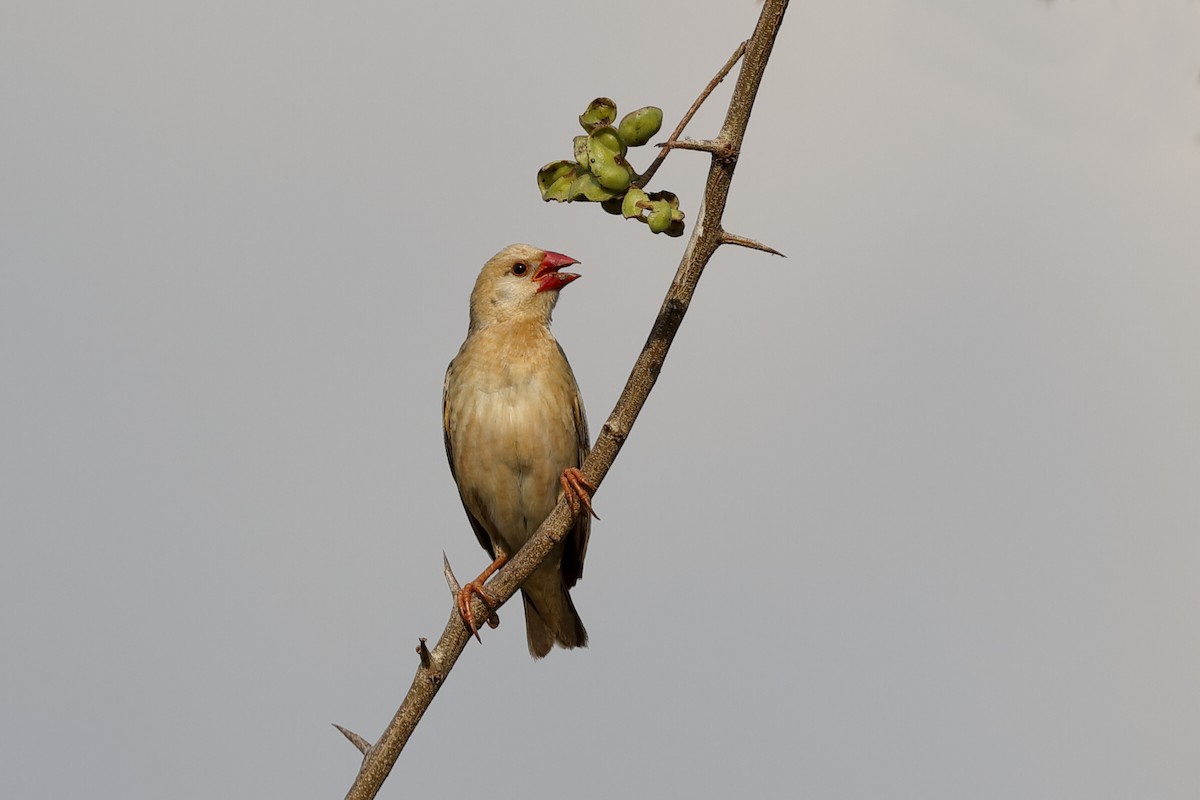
[560,468,599,520]
[456,554,508,642]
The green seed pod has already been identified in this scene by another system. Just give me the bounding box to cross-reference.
[573,136,591,168]
[622,186,649,219]
[569,171,618,202]
[647,199,673,233]
[593,159,631,192]
[537,160,578,202]
[587,125,627,159]
[647,189,680,210]
[579,97,617,132]
[665,219,686,237]
[618,106,663,147]
[587,126,631,191]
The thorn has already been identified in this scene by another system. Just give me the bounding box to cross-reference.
[442,551,461,596]
[416,638,443,686]
[333,723,371,755]
[416,637,432,670]
[720,231,786,257]
[657,137,720,153]
[656,138,739,160]
[446,552,483,643]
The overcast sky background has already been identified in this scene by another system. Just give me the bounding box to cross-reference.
[3,2,1198,798]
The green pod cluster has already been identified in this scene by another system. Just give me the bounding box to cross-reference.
[537,97,682,237]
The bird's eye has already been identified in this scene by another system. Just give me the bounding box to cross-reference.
[512,263,528,276]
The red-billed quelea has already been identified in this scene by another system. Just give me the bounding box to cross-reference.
[443,243,597,658]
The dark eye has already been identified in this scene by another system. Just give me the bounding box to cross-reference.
[512,263,528,276]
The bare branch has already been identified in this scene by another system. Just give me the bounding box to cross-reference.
[342,3,790,798]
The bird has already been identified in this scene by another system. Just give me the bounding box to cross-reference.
[443,243,597,658]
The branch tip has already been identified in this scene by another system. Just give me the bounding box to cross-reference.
[334,723,372,755]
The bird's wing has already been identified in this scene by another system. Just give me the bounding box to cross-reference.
[561,356,591,589]
[443,361,497,560]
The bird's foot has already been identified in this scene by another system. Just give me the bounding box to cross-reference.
[560,467,599,520]
[456,583,495,643]
[455,554,507,642]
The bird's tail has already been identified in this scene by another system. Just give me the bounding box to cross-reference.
[522,582,587,659]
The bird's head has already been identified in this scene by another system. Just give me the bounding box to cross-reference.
[468,243,581,331]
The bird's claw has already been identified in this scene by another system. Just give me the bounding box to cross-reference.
[454,553,508,643]
[456,582,497,643]
[560,467,599,520]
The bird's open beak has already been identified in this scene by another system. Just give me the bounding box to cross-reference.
[534,250,581,293]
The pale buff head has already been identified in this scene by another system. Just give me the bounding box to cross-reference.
[468,243,581,332]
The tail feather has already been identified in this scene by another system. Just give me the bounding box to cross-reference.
[522,585,587,659]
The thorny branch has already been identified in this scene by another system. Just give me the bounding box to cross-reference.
[635,39,747,188]
[340,2,789,797]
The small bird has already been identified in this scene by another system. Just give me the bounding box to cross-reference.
[443,243,596,658]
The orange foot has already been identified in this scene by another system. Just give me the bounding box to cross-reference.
[456,554,507,642]
[560,467,599,520]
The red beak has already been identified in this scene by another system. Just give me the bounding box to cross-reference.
[534,250,581,293]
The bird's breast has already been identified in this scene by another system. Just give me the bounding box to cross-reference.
[446,331,582,552]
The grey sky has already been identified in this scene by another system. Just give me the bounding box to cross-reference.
[2,2,1198,798]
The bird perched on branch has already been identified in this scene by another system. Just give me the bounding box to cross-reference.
[443,243,597,658]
